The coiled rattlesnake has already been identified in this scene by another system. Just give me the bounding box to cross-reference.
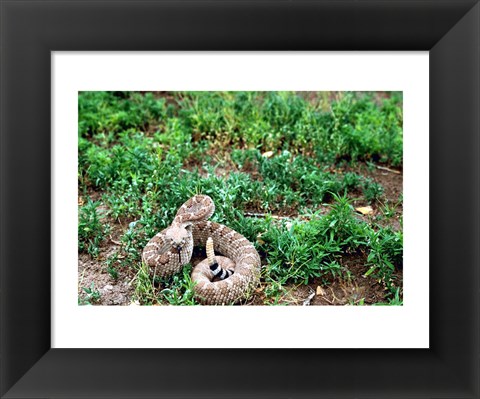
[142,195,261,305]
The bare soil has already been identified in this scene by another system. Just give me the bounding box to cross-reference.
[79,250,133,305]
[78,217,136,305]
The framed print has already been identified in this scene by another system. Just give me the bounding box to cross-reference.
[1,1,479,398]
[54,53,427,350]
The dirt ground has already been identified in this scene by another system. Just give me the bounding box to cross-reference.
[78,162,402,306]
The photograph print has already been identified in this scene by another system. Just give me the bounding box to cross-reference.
[78,91,403,306]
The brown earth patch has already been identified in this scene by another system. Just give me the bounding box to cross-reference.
[339,163,403,231]
[78,201,139,305]
[78,249,134,306]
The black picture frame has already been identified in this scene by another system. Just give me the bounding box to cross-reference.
[1,1,479,398]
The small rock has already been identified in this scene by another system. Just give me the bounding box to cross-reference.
[103,284,114,291]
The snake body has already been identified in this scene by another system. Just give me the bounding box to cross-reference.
[142,195,261,305]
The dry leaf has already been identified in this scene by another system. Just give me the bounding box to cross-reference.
[262,151,274,158]
[355,206,373,215]
[316,286,325,296]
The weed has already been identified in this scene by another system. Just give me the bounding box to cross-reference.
[79,282,101,305]
[78,198,110,257]
[105,253,120,280]
[379,200,398,219]
[362,178,384,203]
[342,172,362,190]
[364,227,403,294]
[374,287,403,306]
[158,264,198,305]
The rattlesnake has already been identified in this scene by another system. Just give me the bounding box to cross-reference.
[142,195,261,305]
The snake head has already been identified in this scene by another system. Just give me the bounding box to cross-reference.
[165,222,192,252]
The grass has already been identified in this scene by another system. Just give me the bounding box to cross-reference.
[78,91,403,306]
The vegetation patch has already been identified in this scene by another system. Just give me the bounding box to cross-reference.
[78,91,403,306]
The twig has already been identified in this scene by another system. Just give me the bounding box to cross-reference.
[329,287,340,304]
[375,165,401,174]
[321,296,334,305]
[109,235,122,246]
[244,212,316,227]
[244,212,292,220]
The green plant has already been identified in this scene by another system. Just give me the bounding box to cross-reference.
[78,198,109,257]
[342,172,362,190]
[79,282,101,305]
[105,253,120,280]
[364,227,403,293]
[374,287,403,306]
[158,264,198,305]
[379,200,398,219]
[362,179,384,203]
